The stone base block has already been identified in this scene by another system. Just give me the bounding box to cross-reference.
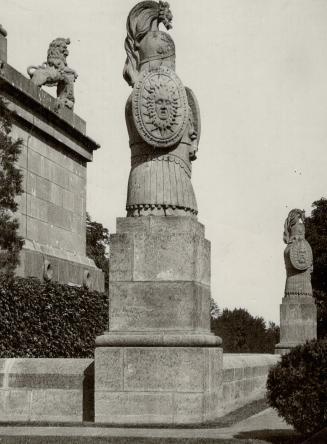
[94,346,223,425]
[276,297,317,354]
[15,244,104,292]
[109,281,210,332]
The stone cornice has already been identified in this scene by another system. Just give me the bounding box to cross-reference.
[0,61,100,161]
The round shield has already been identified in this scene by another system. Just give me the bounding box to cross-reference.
[289,239,313,271]
[132,67,189,148]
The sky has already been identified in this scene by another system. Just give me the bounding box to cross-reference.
[2,0,327,323]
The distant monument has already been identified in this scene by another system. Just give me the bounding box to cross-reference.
[95,0,222,424]
[27,38,77,110]
[275,209,317,354]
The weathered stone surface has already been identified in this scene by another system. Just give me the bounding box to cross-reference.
[275,299,317,354]
[94,349,123,392]
[94,346,223,425]
[109,281,210,332]
[95,391,174,424]
[221,354,280,415]
[15,247,104,291]
[30,389,82,422]
[123,348,206,392]
[0,358,93,423]
[111,216,210,285]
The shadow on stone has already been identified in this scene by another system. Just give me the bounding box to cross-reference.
[82,362,94,422]
[235,429,303,444]
[301,428,327,444]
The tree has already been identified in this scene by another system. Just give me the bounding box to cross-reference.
[86,212,110,291]
[211,308,279,353]
[305,198,327,338]
[0,97,23,274]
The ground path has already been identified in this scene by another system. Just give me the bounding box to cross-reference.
[0,407,308,443]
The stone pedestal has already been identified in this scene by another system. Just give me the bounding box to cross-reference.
[95,216,222,424]
[0,58,104,291]
[275,295,317,355]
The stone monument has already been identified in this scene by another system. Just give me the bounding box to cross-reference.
[95,0,222,424]
[275,209,317,355]
[0,30,104,291]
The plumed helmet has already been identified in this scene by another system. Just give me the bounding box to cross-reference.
[138,31,175,66]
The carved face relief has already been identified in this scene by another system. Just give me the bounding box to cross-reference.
[132,66,188,148]
[147,82,178,136]
[155,96,171,120]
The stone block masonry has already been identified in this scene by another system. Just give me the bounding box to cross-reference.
[0,359,94,422]
[0,355,279,423]
[0,48,104,291]
[95,216,223,425]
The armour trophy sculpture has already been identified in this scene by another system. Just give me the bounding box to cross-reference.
[123,0,201,217]
[94,1,222,424]
[283,209,313,297]
[27,38,77,110]
[275,209,317,354]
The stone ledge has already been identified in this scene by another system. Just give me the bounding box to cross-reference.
[95,332,222,347]
[0,62,100,161]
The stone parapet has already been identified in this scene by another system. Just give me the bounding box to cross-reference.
[222,354,280,415]
[0,354,279,424]
[0,359,94,422]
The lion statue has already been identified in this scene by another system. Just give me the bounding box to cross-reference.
[27,38,78,110]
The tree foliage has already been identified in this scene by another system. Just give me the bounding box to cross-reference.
[267,339,327,436]
[211,308,279,353]
[305,198,327,338]
[0,96,23,273]
[86,212,110,291]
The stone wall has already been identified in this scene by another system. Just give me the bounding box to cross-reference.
[221,354,280,415]
[0,359,94,422]
[0,355,279,423]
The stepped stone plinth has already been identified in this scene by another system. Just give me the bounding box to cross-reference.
[95,216,222,424]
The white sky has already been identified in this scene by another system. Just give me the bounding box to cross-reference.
[2,0,327,324]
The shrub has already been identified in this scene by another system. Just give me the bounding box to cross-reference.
[0,275,108,358]
[267,339,327,435]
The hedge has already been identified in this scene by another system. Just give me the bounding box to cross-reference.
[267,339,327,435]
[0,275,108,358]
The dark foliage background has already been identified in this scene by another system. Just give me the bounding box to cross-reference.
[305,198,327,338]
[211,308,279,353]
[0,97,23,273]
[267,339,327,435]
[86,212,110,291]
[0,275,108,358]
